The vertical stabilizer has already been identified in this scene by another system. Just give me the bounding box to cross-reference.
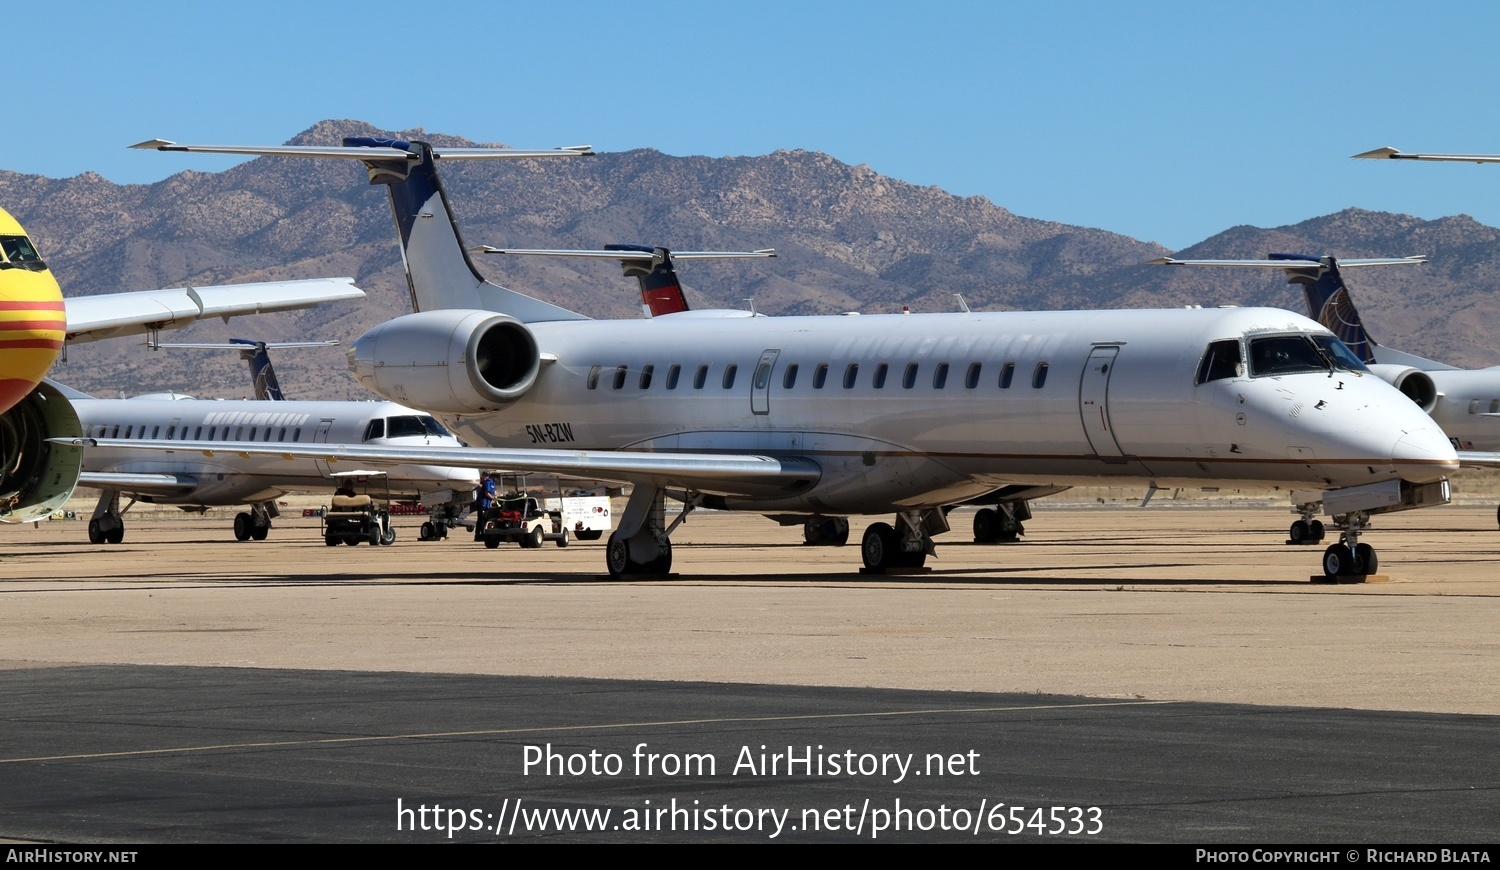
[602,245,691,317]
[1270,253,1378,364]
[230,339,285,401]
[342,137,588,323]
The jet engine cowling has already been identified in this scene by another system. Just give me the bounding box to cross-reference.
[348,309,540,414]
[0,381,83,522]
[1367,364,1439,414]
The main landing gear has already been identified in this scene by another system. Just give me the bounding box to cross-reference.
[419,498,469,541]
[972,500,1028,544]
[605,486,685,577]
[803,516,850,546]
[87,490,128,545]
[861,509,948,573]
[232,501,277,542]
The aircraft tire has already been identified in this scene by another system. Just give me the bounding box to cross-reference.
[105,525,124,545]
[648,539,672,574]
[862,522,897,572]
[1322,544,1352,578]
[803,519,823,546]
[1289,520,1310,544]
[829,518,850,546]
[973,508,998,543]
[606,532,630,577]
[251,524,269,541]
[420,522,434,541]
[606,532,670,576]
[1356,543,1378,575]
[1310,520,1325,542]
[88,519,104,545]
[233,512,252,542]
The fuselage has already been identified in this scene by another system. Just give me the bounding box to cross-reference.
[76,396,477,506]
[427,306,1456,515]
[0,207,65,415]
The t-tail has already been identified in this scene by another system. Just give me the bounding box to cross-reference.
[150,338,341,400]
[1149,253,1429,364]
[471,244,776,318]
[132,137,594,323]
[232,339,284,401]
[1267,253,1378,363]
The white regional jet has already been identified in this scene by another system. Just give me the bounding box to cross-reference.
[115,136,1462,580]
[65,370,477,545]
[0,204,364,523]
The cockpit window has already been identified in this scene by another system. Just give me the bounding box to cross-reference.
[1196,339,1243,384]
[1248,334,1369,378]
[383,415,452,438]
[0,236,46,271]
[1249,336,1330,377]
[363,419,385,442]
[384,415,451,438]
[1311,335,1369,373]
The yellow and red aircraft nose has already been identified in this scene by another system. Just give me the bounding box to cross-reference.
[0,268,66,414]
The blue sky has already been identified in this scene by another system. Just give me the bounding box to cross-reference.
[11,0,1500,249]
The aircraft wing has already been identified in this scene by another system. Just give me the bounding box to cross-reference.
[63,440,821,499]
[65,277,364,344]
[78,471,197,497]
[1458,451,1500,469]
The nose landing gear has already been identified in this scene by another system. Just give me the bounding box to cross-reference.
[1320,511,1378,580]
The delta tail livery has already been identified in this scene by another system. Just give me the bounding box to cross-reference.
[0,205,364,522]
[116,137,1460,580]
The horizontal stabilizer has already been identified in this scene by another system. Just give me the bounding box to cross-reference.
[131,139,593,161]
[1353,147,1500,163]
[1148,256,1428,269]
[474,247,776,260]
[475,245,774,319]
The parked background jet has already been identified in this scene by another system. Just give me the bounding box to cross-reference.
[70,340,476,544]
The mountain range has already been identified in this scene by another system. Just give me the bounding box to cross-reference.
[3,119,1496,400]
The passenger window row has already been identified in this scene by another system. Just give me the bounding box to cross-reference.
[585,360,1052,392]
[89,424,306,443]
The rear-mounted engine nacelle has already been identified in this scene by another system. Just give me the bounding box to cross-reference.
[1367,364,1438,414]
[348,309,540,413]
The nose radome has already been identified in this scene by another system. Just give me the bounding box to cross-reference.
[1391,428,1459,483]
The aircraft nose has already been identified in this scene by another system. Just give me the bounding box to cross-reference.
[1391,428,1459,483]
